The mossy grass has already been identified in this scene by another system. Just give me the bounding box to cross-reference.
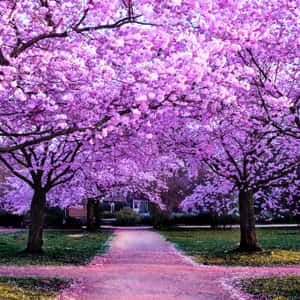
[159,227,300,266]
[236,276,300,299]
[0,230,112,266]
[0,276,72,300]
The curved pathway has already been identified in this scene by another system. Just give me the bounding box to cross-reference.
[0,230,299,299]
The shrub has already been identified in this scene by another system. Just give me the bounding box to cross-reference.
[210,213,240,228]
[115,207,140,226]
[43,207,65,228]
[172,214,208,225]
[257,213,300,224]
[62,217,83,229]
[44,215,63,228]
[101,211,115,219]
[149,203,171,228]
[170,213,240,227]
[0,211,23,227]
[140,213,153,225]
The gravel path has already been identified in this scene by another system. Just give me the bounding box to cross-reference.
[0,229,299,299]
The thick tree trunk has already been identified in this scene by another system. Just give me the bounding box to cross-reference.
[25,189,46,254]
[87,198,96,230]
[238,190,262,252]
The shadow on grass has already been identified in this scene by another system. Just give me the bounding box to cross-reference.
[0,230,113,266]
[159,227,300,266]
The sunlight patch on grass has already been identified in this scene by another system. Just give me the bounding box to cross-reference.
[159,228,300,266]
[236,276,300,299]
[0,276,71,300]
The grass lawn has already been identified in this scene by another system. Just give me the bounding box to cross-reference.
[0,276,72,300]
[236,276,300,299]
[0,230,112,266]
[159,228,300,265]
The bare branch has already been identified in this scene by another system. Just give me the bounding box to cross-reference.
[0,155,34,187]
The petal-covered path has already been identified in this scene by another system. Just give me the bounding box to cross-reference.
[0,229,299,299]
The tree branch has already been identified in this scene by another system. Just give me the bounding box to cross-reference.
[0,155,34,187]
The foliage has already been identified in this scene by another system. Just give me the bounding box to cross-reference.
[0,277,71,300]
[0,230,112,266]
[139,213,153,225]
[159,228,300,266]
[62,217,83,229]
[160,166,204,213]
[0,0,299,253]
[101,211,116,219]
[168,211,299,228]
[257,213,300,225]
[43,207,65,228]
[115,207,140,226]
[149,203,170,228]
[209,214,240,228]
[236,276,300,299]
[0,211,23,227]
[21,216,82,229]
[171,213,240,227]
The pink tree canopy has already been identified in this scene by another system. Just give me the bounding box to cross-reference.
[0,0,299,252]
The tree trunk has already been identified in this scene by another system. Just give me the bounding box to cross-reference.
[238,190,262,252]
[25,189,46,254]
[94,200,100,229]
[87,198,96,230]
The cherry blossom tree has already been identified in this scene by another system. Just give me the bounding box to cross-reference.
[182,176,238,218]
[0,0,220,153]
[155,162,205,215]
[172,0,299,251]
[0,136,84,252]
[179,110,299,251]
[0,0,299,254]
[1,127,169,250]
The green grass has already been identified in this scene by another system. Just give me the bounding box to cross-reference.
[159,228,300,265]
[237,276,300,299]
[0,230,112,266]
[0,276,72,300]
